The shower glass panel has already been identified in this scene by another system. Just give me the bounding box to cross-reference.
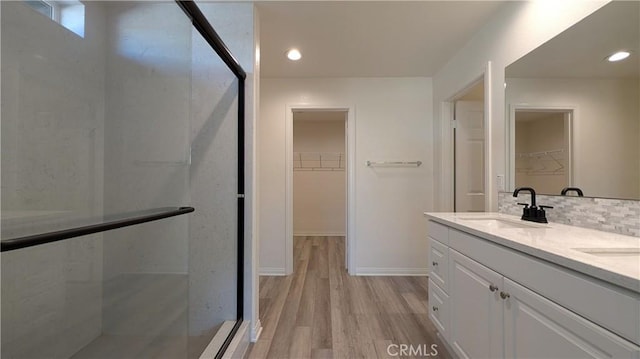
[187,16,239,357]
[1,1,242,358]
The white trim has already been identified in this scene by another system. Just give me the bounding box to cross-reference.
[293,231,346,237]
[441,61,493,212]
[506,104,577,192]
[285,105,356,276]
[259,267,287,276]
[356,267,429,276]
[251,319,262,342]
[484,61,494,212]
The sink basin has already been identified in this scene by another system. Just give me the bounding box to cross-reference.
[572,248,640,258]
[460,217,543,229]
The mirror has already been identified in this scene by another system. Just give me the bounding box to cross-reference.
[505,1,639,200]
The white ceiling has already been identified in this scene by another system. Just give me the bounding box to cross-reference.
[506,1,640,78]
[257,1,505,78]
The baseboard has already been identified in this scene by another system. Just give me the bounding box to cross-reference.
[251,319,262,342]
[356,267,428,276]
[259,267,286,276]
[293,231,346,237]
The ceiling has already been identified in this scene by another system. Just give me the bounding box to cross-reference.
[257,1,505,78]
[506,1,640,78]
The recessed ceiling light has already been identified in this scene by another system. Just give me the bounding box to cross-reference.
[286,48,302,61]
[607,51,631,62]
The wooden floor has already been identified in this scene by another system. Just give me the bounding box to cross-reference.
[247,236,450,359]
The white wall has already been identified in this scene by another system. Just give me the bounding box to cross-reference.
[293,120,346,235]
[432,1,609,211]
[260,77,433,275]
[508,77,639,199]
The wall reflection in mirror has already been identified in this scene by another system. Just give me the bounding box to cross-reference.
[506,1,639,200]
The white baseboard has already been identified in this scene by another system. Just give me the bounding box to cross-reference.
[356,267,428,276]
[251,319,262,342]
[293,231,346,237]
[259,267,286,276]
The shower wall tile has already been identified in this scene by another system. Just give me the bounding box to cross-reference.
[499,192,640,237]
[1,2,106,358]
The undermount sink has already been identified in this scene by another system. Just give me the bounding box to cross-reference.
[459,217,543,229]
[572,248,640,258]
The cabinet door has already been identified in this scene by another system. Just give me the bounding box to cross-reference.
[449,249,503,359]
[503,278,640,359]
[429,278,450,341]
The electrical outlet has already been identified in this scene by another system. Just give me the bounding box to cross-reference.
[496,175,505,192]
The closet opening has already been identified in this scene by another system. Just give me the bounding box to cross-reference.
[285,106,355,276]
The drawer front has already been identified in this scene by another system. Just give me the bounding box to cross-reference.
[427,220,449,245]
[428,278,450,341]
[429,237,449,292]
[449,228,640,346]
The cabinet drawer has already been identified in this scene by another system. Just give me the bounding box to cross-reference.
[427,220,448,244]
[428,278,450,341]
[429,237,449,292]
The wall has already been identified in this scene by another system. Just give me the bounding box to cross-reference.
[432,1,609,212]
[1,2,106,357]
[515,113,567,194]
[499,192,640,237]
[293,119,346,235]
[507,77,639,200]
[260,77,433,275]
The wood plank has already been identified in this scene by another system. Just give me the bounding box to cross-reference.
[247,236,451,359]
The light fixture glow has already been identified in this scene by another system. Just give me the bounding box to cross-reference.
[287,48,302,61]
[607,51,630,62]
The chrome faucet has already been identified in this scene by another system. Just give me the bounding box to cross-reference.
[513,187,552,223]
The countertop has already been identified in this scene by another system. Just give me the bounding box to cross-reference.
[424,212,640,294]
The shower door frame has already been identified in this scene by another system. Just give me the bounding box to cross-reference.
[176,2,246,357]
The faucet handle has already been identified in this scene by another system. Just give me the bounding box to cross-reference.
[539,205,554,209]
[517,202,529,208]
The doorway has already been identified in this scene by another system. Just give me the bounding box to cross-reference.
[513,109,572,194]
[453,80,485,212]
[285,106,355,275]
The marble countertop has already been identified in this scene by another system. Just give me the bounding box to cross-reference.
[424,212,640,294]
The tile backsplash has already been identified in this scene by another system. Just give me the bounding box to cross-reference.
[498,192,640,237]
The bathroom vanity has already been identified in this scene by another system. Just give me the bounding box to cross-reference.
[424,212,640,358]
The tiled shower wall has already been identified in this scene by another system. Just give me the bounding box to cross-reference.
[498,192,640,237]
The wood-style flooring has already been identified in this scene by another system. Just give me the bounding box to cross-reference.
[247,236,451,359]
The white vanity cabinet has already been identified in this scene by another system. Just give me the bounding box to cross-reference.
[449,249,503,358]
[427,219,640,359]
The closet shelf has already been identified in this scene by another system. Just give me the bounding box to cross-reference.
[516,148,565,175]
[293,152,345,171]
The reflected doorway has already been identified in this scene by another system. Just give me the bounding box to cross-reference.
[514,110,572,194]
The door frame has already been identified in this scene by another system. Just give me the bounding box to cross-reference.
[441,61,492,212]
[285,104,356,275]
[507,104,576,191]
